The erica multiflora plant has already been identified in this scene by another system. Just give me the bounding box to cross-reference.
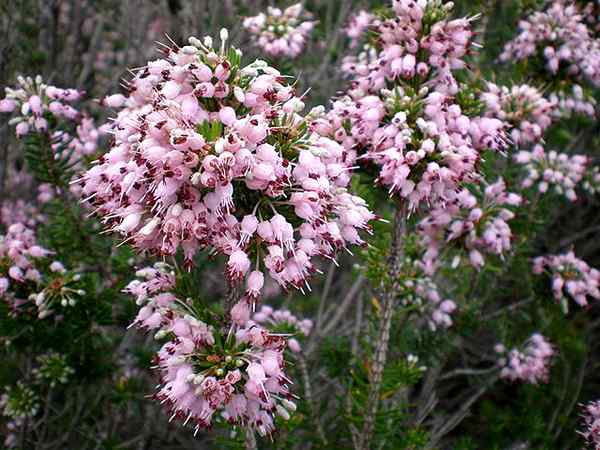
[1,0,600,449]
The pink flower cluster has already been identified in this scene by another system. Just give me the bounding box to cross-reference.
[0,75,82,137]
[0,223,83,319]
[1,200,44,228]
[81,31,374,296]
[252,305,313,352]
[0,223,51,294]
[499,1,600,88]
[345,10,374,48]
[482,83,555,146]
[243,4,316,59]
[548,84,597,118]
[580,400,600,450]
[125,265,296,436]
[397,260,457,331]
[355,0,477,92]
[52,117,100,163]
[533,251,600,309]
[514,145,587,201]
[340,45,379,78]
[418,178,522,272]
[495,333,554,384]
[313,1,507,210]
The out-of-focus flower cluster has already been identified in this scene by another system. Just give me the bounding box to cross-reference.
[499,1,600,88]
[312,1,507,210]
[580,400,600,450]
[418,178,522,272]
[0,75,82,137]
[252,305,313,352]
[52,117,100,163]
[243,4,315,59]
[1,200,45,228]
[82,31,374,296]
[582,165,600,195]
[345,10,374,49]
[124,263,296,437]
[495,333,554,384]
[533,251,600,310]
[32,352,74,388]
[0,223,85,319]
[396,255,457,331]
[514,145,587,201]
[548,84,597,118]
[482,83,555,146]
[0,382,39,421]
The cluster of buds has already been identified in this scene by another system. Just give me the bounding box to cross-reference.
[533,251,600,311]
[251,305,313,352]
[29,261,85,319]
[418,178,522,272]
[124,266,296,437]
[580,400,600,450]
[396,255,457,331]
[0,75,82,137]
[481,83,555,146]
[313,1,507,210]
[32,352,74,388]
[495,333,554,384]
[499,2,600,88]
[243,4,316,59]
[81,30,375,297]
[514,145,587,201]
[0,382,39,421]
[0,223,85,319]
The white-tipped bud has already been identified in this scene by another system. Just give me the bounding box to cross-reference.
[215,138,225,154]
[35,292,45,306]
[182,45,198,55]
[154,330,168,340]
[190,172,202,186]
[188,36,202,48]
[282,399,297,411]
[220,28,229,43]
[140,218,160,236]
[233,86,245,103]
[276,405,290,420]
[206,52,219,65]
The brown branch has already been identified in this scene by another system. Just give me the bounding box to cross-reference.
[358,206,407,450]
